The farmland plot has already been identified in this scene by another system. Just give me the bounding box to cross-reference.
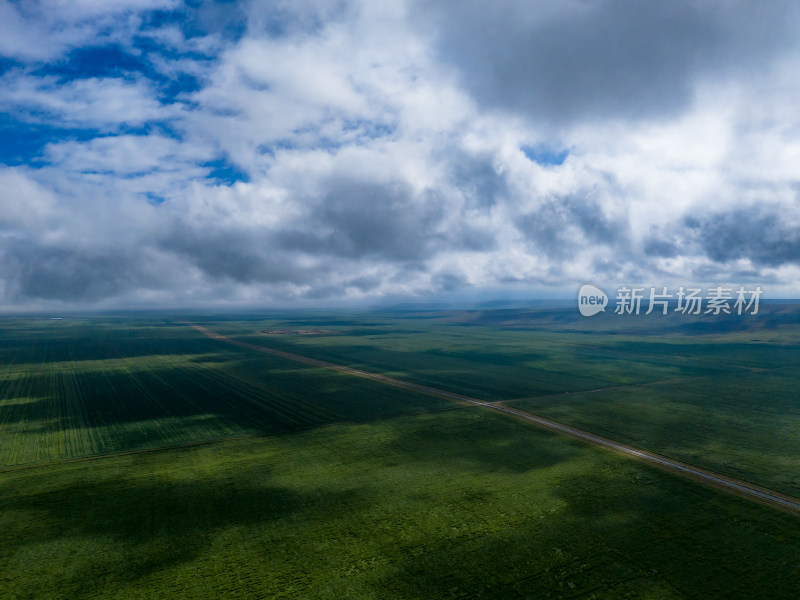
[0,318,451,467]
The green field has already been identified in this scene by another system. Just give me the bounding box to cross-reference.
[508,369,800,496]
[4,408,800,599]
[0,317,452,467]
[206,316,744,401]
[2,309,800,598]
[199,306,800,497]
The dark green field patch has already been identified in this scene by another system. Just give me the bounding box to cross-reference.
[509,368,800,496]
[0,319,452,467]
[194,310,800,500]
[218,325,741,401]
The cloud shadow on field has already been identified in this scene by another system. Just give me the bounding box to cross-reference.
[1,469,369,591]
[370,410,588,476]
[0,323,242,366]
[378,454,800,599]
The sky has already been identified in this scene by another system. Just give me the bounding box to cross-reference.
[1,0,800,310]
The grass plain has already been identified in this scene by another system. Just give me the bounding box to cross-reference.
[0,317,452,467]
[2,307,800,598]
[4,408,800,599]
[203,305,800,496]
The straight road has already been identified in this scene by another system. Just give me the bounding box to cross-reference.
[190,323,800,515]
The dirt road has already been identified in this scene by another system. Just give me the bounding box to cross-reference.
[190,323,800,515]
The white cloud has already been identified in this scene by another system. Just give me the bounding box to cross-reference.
[0,168,59,229]
[0,0,178,61]
[45,135,203,174]
[0,71,172,129]
[2,0,800,308]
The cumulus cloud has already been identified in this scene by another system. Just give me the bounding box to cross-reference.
[1,0,800,309]
[0,71,171,129]
[0,0,178,61]
[683,205,800,267]
[423,0,800,128]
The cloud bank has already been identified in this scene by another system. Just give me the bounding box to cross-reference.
[2,0,800,308]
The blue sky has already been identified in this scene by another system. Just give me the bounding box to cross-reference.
[1,0,800,309]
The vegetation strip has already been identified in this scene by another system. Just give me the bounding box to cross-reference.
[0,433,259,473]
[0,404,467,474]
[189,323,800,515]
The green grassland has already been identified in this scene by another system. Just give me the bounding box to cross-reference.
[3,408,800,599]
[2,309,800,598]
[197,305,800,497]
[508,369,800,496]
[207,316,742,401]
[0,317,452,467]
[207,307,800,401]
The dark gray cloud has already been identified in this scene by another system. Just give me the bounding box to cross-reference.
[445,152,509,210]
[158,224,319,284]
[314,180,442,260]
[424,0,800,126]
[269,180,441,261]
[431,270,468,292]
[344,274,382,292]
[684,205,800,267]
[2,240,164,302]
[276,178,492,261]
[516,193,627,258]
[643,227,680,258]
